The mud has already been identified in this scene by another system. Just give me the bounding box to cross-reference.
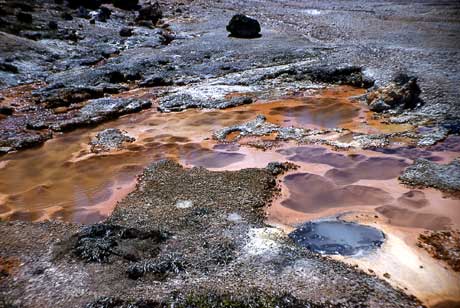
[289,220,385,256]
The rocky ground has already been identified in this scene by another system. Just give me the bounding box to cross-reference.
[1,0,459,154]
[0,160,421,307]
[0,0,459,306]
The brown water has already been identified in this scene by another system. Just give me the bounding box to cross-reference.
[1,84,459,306]
[0,86,369,223]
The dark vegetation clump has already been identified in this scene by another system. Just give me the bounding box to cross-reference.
[266,161,298,176]
[72,224,167,263]
[418,230,460,272]
[85,291,345,308]
[85,297,165,308]
[126,254,185,280]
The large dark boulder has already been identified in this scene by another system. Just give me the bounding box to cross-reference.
[226,14,261,38]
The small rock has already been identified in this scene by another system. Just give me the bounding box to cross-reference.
[61,12,73,20]
[139,75,172,87]
[112,0,139,10]
[76,6,90,19]
[119,27,133,37]
[89,128,135,153]
[16,12,33,23]
[97,6,111,22]
[48,21,58,30]
[136,2,162,25]
[383,273,391,279]
[67,0,102,10]
[175,200,193,209]
[227,212,243,222]
[0,62,18,73]
[0,106,14,116]
[0,147,13,154]
[226,14,261,38]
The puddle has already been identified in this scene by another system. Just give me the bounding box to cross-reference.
[324,156,409,185]
[277,146,366,168]
[0,86,368,222]
[281,172,393,213]
[289,220,385,256]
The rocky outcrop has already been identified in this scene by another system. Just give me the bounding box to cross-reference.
[159,93,253,112]
[51,98,151,131]
[367,74,422,113]
[89,128,135,153]
[33,84,127,108]
[399,158,460,192]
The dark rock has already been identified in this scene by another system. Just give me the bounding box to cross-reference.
[67,224,167,263]
[0,106,14,115]
[0,130,52,152]
[67,0,102,10]
[159,31,174,45]
[51,98,151,131]
[139,75,172,87]
[61,12,73,20]
[76,6,90,19]
[22,31,42,40]
[48,21,58,30]
[368,99,391,112]
[367,73,422,113]
[16,12,33,24]
[11,2,34,12]
[136,2,162,25]
[89,128,135,153]
[266,161,297,176]
[308,66,374,88]
[226,14,261,38]
[119,27,133,37]
[33,86,106,108]
[0,62,19,73]
[159,94,253,112]
[101,47,119,58]
[97,6,111,22]
[111,0,139,11]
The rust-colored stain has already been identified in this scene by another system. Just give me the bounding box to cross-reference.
[0,257,21,280]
